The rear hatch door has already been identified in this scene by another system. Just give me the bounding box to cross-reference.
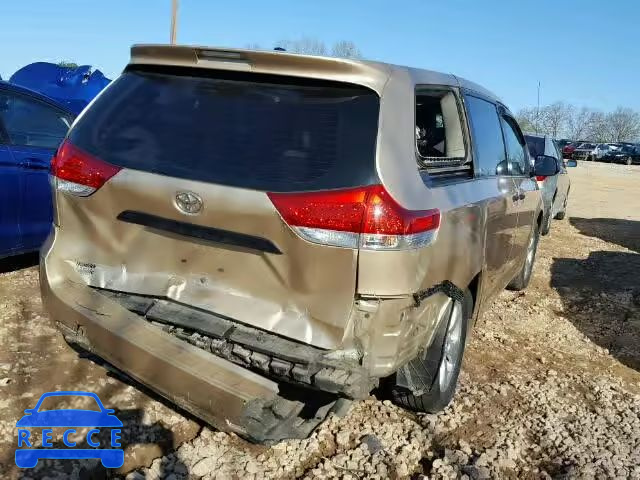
[58,67,380,349]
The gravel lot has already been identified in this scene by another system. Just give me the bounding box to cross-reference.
[1,161,639,479]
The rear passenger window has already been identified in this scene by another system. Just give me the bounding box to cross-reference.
[415,89,466,163]
[500,115,528,176]
[464,95,507,176]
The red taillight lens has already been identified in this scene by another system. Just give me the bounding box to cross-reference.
[268,185,440,250]
[360,185,440,235]
[267,187,369,233]
[51,141,121,196]
[536,175,547,182]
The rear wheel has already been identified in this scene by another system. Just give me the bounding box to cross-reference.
[541,210,552,235]
[541,194,555,236]
[507,221,540,291]
[388,289,472,413]
[555,194,568,220]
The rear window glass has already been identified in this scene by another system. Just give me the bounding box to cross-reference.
[524,135,545,158]
[69,68,380,192]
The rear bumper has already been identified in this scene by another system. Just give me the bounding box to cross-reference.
[39,244,349,442]
[39,224,456,434]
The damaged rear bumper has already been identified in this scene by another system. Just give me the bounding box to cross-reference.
[93,288,376,399]
[40,229,456,439]
[40,257,348,442]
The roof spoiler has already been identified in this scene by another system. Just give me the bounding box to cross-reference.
[128,44,390,94]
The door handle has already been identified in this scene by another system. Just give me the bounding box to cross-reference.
[24,158,50,171]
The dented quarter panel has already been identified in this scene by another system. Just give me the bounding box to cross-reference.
[359,70,501,297]
[352,292,454,377]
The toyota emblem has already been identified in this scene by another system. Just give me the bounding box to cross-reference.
[174,191,203,215]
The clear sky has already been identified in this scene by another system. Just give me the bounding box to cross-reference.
[1,0,638,112]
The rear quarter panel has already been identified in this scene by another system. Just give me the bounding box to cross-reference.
[357,73,486,297]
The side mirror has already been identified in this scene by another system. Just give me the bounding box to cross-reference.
[566,159,577,167]
[533,155,559,179]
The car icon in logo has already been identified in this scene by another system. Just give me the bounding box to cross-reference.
[15,391,124,468]
[174,191,203,215]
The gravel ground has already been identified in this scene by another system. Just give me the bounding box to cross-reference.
[1,161,639,479]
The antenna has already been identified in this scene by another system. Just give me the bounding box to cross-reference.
[536,81,541,134]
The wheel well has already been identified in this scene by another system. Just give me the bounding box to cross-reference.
[467,272,481,326]
[537,212,543,230]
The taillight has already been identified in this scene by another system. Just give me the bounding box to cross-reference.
[268,185,440,250]
[536,175,547,182]
[51,141,121,196]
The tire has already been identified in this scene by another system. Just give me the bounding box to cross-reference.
[388,289,472,413]
[541,209,552,235]
[554,192,568,220]
[507,220,540,291]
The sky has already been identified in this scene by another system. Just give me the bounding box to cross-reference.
[1,0,638,113]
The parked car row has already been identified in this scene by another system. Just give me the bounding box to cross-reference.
[604,143,640,165]
[561,140,640,164]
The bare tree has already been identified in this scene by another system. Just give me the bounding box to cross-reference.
[518,101,640,142]
[273,38,362,59]
[516,107,538,133]
[331,40,362,59]
[584,111,608,142]
[606,107,640,142]
[275,37,327,56]
[566,106,595,140]
[540,102,571,138]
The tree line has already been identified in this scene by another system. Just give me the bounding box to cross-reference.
[246,37,362,59]
[516,103,640,143]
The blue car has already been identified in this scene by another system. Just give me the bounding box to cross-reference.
[16,391,123,468]
[0,82,75,259]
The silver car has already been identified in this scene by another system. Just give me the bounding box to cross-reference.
[524,134,572,234]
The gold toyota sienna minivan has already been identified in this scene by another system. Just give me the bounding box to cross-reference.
[40,45,556,442]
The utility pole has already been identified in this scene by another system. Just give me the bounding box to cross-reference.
[170,0,178,44]
[536,81,541,134]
